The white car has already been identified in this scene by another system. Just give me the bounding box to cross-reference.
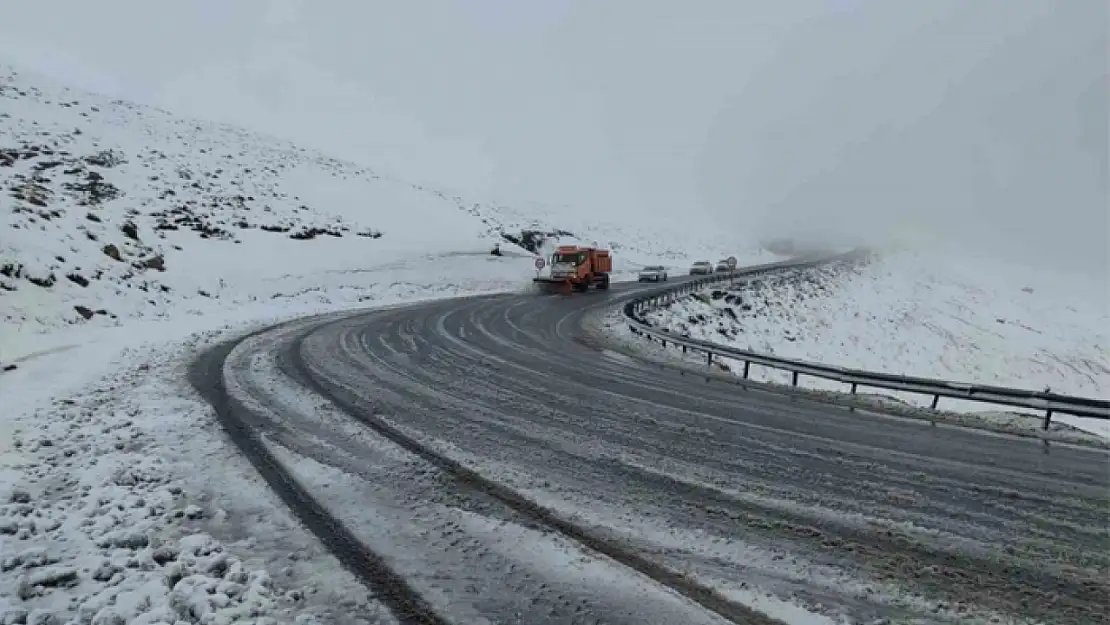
[638,265,668,282]
[715,259,731,272]
[689,261,713,275]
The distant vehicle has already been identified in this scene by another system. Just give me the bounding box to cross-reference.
[638,265,668,282]
[715,259,731,272]
[689,261,713,275]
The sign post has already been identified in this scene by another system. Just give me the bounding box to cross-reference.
[726,255,737,286]
[534,256,546,278]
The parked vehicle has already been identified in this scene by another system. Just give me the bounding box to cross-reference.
[638,265,668,282]
[715,259,731,272]
[533,245,612,293]
[689,261,713,275]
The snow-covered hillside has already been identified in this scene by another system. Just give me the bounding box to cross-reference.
[641,251,1109,412]
[0,64,764,362]
[0,64,783,625]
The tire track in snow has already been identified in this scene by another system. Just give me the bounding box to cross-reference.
[294,290,1108,625]
[281,314,784,625]
[188,325,455,625]
[191,271,1109,625]
[191,286,765,625]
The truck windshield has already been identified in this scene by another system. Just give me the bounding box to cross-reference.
[554,253,582,264]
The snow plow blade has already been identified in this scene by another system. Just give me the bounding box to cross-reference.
[532,277,574,294]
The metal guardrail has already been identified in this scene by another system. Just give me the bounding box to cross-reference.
[623,252,1110,426]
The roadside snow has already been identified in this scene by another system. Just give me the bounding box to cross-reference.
[0,281,525,625]
[0,333,340,625]
[635,251,1110,439]
[1,271,582,624]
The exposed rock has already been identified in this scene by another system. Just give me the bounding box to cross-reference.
[289,226,343,240]
[62,171,122,205]
[9,181,52,207]
[120,220,139,241]
[135,255,165,271]
[83,149,125,168]
[8,490,31,504]
[25,273,55,288]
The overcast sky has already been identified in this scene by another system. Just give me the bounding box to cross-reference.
[0,0,1105,278]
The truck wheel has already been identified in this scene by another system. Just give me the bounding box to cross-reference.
[597,273,610,290]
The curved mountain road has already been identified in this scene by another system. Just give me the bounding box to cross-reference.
[190,276,1109,625]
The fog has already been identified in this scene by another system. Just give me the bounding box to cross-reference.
[1,0,1105,278]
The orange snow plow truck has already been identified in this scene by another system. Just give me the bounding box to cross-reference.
[533,245,612,293]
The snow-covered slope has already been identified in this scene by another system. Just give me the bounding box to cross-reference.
[642,251,1109,409]
[0,63,764,361]
[0,64,784,625]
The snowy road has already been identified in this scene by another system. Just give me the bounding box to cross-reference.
[190,278,1110,625]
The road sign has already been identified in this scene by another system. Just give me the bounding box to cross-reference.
[535,257,546,270]
[726,256,737,269]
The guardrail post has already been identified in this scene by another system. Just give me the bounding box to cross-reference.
[742,360,750,379]
[849,382,857,394]
[1043,409,1053,431]
[681,345,686,354]
[931,395,940,410]
[706,351,712,366]
[791,371,799,387]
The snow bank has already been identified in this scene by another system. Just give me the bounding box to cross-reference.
[635,251,1110,439]
[0,345,336,625]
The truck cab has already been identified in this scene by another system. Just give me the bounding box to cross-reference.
[549,248,586,280]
